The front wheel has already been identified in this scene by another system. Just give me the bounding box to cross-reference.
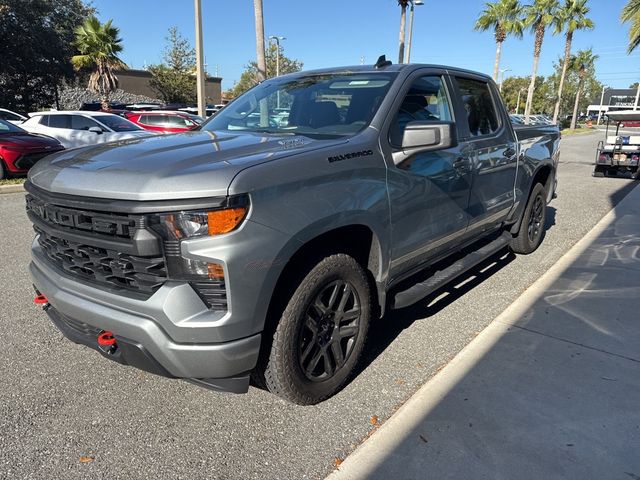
[264,254,371,405]
[510,182,547,254]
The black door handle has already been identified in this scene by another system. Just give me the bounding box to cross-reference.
[503,147,516,158]
[453,157,467,170]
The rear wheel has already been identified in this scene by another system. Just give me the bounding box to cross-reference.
[0,160,6,180]
[510,182,547,254]
[264,254,371,405]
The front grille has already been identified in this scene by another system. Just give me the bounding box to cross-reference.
[14,151,61,170]
[26,194,140,239]
[36,227,166,295]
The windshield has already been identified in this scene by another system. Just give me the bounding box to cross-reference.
[94,115,143,132]
[0,118,26,133]
[203,72,397,137]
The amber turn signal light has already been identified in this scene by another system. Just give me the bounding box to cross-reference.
[207,207,247,235]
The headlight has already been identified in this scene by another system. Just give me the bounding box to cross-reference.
[149,207,248,240]
[147,202,248,295]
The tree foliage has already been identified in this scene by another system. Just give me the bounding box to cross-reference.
[621,0,640,53]
[501,52,602,117]
[148,27,197,104]
[474,0,524,80]
[72,16,127,110]
[0,0,93,113]
[229,43,303,98]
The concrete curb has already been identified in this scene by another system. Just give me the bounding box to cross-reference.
[327,185,639,480]
[0,184,25,194]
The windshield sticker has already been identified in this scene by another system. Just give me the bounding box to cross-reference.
[278,138,306,149]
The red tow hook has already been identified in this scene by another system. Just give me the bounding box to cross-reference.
[34,294,49,305]
[97,331,118,354]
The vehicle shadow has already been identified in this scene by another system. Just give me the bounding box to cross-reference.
[355,205,558,378]
[545,205,557,232]
[355,248,516,378]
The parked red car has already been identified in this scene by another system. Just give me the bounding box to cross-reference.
[124,111,203,133]
[0,119,64,179]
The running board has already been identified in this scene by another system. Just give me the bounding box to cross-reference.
[390,232,511,310]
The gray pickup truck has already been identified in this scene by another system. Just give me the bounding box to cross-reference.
[26,60,559,405]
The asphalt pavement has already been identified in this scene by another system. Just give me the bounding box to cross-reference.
[0,131,637,479]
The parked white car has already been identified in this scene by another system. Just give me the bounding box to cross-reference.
[21,111,153,149]
[0,108,28,125]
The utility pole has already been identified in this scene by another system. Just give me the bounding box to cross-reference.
[516,87,526,115]
[194,0,206,118]
[499,68,511,93]
[597,85,607,125]
[405,0,424,63]
[269,35,286,109]
[635,83,640,111]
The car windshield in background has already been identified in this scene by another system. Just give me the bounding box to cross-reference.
[0,118,26,133]
[94,115,143,132]
[203,72,397,138]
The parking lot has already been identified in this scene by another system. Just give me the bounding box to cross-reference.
[0,131,636,480]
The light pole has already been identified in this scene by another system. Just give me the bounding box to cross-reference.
[269,35,286,109]
[499,68,511,93]
[516,87,527,114]
[597,85,607,125]
[405,0,424,64]
[194,0,206,118]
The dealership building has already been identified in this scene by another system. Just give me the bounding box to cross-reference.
[587,88,640,118]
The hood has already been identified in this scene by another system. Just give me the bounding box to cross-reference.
[28,130,346,200]
[0,132,63,150]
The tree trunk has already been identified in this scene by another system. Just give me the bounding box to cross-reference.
[253,0,267,82]
[493,40,503,82]
[570,77,583,130]
[552,31,573,124]
[524,24,545,122]
[398,5,407,64]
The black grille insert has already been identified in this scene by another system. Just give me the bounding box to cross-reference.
[36,227,166,295]
[26,194,140,239]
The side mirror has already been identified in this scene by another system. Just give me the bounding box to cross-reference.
[88,126,103,134]
[401,121,456,151]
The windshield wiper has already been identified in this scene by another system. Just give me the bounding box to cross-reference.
[250,128,296,135]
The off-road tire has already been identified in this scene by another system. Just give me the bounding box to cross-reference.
[510,182,547,254]
[264,254,371,405]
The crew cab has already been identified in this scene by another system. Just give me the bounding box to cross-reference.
[26,60,559,405]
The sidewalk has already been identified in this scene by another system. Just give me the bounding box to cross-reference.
[329,185,640,480]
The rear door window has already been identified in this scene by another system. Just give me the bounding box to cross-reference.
[454,77,500,137]
[48,115,72,129]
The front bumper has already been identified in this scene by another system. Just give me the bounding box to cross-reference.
[30,253,262,393]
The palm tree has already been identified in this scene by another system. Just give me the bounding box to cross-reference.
[551,0,594,124]
[71,16,126,111]
[475,0,524,82]
[398,0,410,64]
[622,0,640,53]
[253,0,267,82]
[569,48,598,130]
[522,0,559,122]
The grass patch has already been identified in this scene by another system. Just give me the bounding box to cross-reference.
[560,127,598,136]
[0,178,26,186]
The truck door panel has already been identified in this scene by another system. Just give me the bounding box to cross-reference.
[452,76,517,235]
[382,73,472,276]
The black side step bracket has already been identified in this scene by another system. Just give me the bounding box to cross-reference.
[390,232,511,310]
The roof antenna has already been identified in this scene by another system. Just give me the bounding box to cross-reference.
[374,55,392,69]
